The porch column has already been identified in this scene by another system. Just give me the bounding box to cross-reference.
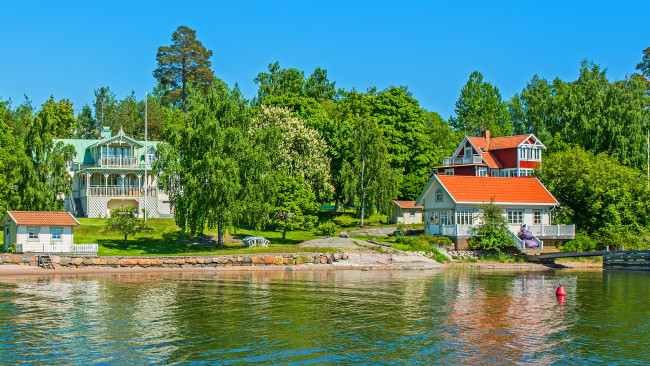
[120,173,125,197]
[103,173,109,196]
[85,173,90,196]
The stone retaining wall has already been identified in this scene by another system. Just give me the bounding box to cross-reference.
[0,253,349,268]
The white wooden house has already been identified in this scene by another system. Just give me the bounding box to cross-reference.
[2,211,80,253]
[415,175,575,249]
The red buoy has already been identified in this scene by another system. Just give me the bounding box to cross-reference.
[556,294,566,305]
[556,285,566,296]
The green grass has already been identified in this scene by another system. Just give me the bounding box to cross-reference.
[349,234,451,263]
[75,218,333,257]
[318,210,393,229]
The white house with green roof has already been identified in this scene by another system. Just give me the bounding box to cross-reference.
[55,127,171,218]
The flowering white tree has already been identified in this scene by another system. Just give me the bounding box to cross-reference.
[251,106,332,201]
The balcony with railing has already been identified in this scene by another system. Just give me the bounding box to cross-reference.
[442,155,483,166]
[98,157,139,168]
[87,185,157,197]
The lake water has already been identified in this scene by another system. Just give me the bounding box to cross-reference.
[0,269,648,365]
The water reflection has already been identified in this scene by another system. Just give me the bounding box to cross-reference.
[0,270,647,365]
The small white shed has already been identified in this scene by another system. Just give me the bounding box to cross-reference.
[2,211,80,253]
[391,201,423,225]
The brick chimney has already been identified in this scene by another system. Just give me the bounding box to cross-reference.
[481,129,490,144]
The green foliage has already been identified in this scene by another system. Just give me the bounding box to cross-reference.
[342,117,399,227]
[395,223,407,243]
[75,104,99,139]
[269,175,320,241]
[468,200,514,252]
[105,205,153,246]
[635,46,650,83]
[559,232,598,252]
[451,71,513,137]
[315,220,339,237]
[539,146,650,235]
[154,81,273,247]
[153,26,216,112]
[510,61,649,169]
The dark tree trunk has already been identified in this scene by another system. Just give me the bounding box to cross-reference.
[124,234,128,247]
[282,229,287,242]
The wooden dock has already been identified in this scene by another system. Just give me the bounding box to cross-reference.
[603,250,650,271]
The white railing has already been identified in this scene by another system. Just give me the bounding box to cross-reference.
[510,232,544,250]
[527,225,575,238]
[43,243,99,255]
[442,155,483,166]
[441,225,474,237]
[88,185,157,197]
[99,157,139,167]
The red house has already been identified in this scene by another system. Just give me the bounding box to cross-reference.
[435,130,546,177]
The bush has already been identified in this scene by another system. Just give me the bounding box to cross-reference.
[468,200,514,252]
[7,243,16,254]
[315,221,339,237]
[559,232,597,252]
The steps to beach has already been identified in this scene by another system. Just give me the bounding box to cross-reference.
[38,254,55,269]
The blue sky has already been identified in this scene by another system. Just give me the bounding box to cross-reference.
[0,0,647,119]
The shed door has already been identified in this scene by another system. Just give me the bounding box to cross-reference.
[3,227,9,252]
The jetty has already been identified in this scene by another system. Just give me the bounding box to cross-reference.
[519,248,650,270]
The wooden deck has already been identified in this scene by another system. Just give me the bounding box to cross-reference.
[603,250,650,271]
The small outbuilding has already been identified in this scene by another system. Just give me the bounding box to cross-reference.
[1,211,80,253]
[391,200,423,225]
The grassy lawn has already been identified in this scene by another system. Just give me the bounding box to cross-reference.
[319,210,393,229]
[76,218,334,257]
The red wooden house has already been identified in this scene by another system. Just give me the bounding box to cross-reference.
[435,130,546,177]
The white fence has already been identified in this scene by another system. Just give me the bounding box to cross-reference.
[42,243,99,256]
[527,224,575,238]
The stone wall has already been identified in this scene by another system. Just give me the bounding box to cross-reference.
[0,253,349,268]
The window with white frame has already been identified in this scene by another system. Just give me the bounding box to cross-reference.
[478,167,487,177]
[435,189,443,202]
[51,227,62,241]
[28,228,39,240]
[464,148,472,158]
[440,211,453,225]
[534,148,540,160]
[507,210,524,224]
[456,210,474,225]
[444,169,454,175]
[533,210,542,224]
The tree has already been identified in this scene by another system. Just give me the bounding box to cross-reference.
[538,146,650,242]
[93,86,118,132]
[154,81,272,246]
[15,99,75,211]
[75,104,99,139]
[450,71,513,137]
[253,62,305,104]
[106,205,153,247]
[40,96,76,138]
[342,117,399,227]
[468,199,514,252]
[0,100,24,214]
[251,106,332,200]
[153,26,215,112]
[635,46,650,84]
[269,174,319,241]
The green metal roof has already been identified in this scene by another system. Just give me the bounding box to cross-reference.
[54,138,162,165]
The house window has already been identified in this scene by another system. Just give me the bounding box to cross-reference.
[51,228,62,241]
[533,210,542,225]
[440,211,454,225]
[507,210,524,224]
[464,148,472,158]
[444,169,454,176]
[478,167,487,177]
[435,189,443,202]
[456,210,474,225]
[28,228,39,240]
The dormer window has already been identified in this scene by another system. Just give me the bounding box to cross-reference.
[435,189,443,202]
[464,148,472,158]
[479,147,486,153]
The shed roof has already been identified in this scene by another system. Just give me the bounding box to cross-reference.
[393,200,423,209]
[5,211,80,226]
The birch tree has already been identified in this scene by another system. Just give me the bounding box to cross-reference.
[342,117,399,227]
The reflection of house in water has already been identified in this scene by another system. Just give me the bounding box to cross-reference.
[439,272,576,364]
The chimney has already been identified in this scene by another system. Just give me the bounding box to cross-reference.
[481,129,490,143]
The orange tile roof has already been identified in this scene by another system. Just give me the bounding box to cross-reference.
[393,200,423,209]
[467,137,501,168]
[436,176,558,204]
[7,211,79,226]
[487,135,531,150]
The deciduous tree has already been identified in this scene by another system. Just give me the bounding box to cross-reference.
[106,205,153,247]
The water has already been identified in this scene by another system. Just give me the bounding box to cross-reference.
[0,269,648,365]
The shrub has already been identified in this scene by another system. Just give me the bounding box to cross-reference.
[468,200,514,252]
[395,223,407,243]
[315,221,339,237]
[559,232,597,252]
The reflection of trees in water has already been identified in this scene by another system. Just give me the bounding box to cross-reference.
[439,271,575,365]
